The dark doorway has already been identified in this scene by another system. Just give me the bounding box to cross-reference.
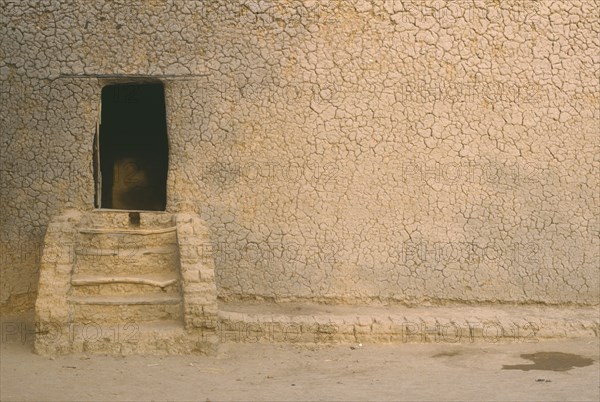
[97,83,169,211]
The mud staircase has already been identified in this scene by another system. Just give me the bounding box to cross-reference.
[34,210,218,355]
[70,212,182,346]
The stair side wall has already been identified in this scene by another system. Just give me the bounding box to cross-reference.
[34,210,82,355]
[175,213,219,341]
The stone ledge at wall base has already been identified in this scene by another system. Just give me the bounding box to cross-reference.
[29,303,599,356]
[216,302,600,345]
[33,209,219,356]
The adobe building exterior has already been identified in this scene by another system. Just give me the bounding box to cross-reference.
[0,1,598,353]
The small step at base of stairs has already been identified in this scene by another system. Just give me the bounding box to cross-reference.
[33,320,218,356]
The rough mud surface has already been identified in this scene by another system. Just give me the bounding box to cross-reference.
[1,1,599,310]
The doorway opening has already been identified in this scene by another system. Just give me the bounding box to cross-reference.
[96,83,169,211]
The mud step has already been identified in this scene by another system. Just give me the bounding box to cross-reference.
[73,254,179,276]
[75,245,177,256]
[72,274,178,288]
[78,227,176,235]
[70,282,179,297]
[40,320,210,356]
[80,210,175,230]
[76,230,177,251]
[69,294,181,305]
[70,302,182,323]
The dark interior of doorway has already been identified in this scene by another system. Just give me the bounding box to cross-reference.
[98,83,169,211]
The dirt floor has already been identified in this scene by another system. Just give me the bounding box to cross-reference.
[1,317,598,402]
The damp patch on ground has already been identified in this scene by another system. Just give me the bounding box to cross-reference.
[502,352,595,372]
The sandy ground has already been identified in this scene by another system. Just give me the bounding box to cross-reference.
[1,323,598,402]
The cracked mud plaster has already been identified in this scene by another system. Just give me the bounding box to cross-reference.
[0,0,598,311]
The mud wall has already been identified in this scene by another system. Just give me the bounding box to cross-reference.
[1,0,598,311]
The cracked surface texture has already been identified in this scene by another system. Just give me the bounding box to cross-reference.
[1,0,599,311]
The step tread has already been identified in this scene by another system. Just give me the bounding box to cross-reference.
[72,274,178,288]
[78,227,176,235]
[75,244,177,256]
[69,294,181,305]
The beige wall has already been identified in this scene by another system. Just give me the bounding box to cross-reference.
[1,0,598,311]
